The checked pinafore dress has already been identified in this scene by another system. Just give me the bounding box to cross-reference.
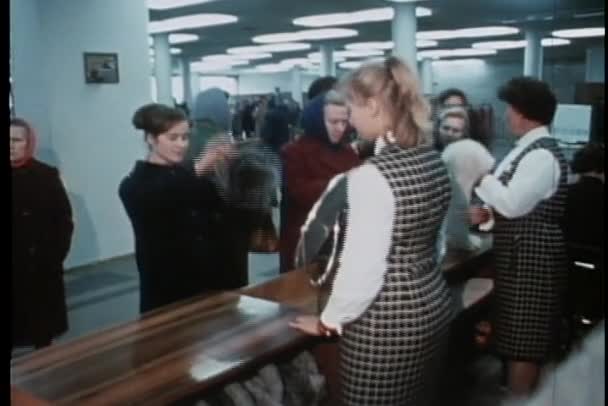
[339,143,454,406]
[492,137,568,362]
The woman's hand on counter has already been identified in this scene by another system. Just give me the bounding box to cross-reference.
[289,315,322,336]
[289,315,339,337]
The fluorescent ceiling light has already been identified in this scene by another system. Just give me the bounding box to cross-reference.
[149,14,238,34]
[202,53,272,62]
[339,61,363,69]
[255,64,290,73]
[417,26,519,40]
[339,49,385,58]
[385,0,429,2]
[431,58,485,66]
[191,59,247,72]
[472,40,526,50]
[307,53,347,62]
[472,37,571,50]
[418,48,497,59]
[149,48,183,55]
[292,7,431,28]
[552,27,604,38]
[541,38,570,46]
[345,40,437,51]
[228,43,311,54]
[147,0,218,10]
[149,33,200,45]
[306,50,384,59]
[252,28,358,44]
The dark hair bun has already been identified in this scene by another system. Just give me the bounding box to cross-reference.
[132,103,186,136]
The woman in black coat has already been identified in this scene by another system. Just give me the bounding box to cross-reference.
[119,104,238,314]
[11,117,73,351]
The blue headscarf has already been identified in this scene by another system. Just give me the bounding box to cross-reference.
[192,87,230,131]
[300,94,331,145]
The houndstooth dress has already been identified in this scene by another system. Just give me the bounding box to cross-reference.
[491,137,568,362]
[339,143,454,406]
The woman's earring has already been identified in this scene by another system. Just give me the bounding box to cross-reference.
[385,130,397,144]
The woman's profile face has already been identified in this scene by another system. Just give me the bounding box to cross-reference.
[10,125,28,164]
[148,120,190,165]
[347,98,381,142]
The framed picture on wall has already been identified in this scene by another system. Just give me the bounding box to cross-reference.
[83,52,119,84]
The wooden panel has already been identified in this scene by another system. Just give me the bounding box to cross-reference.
[11,293,312,405]
[11,386,50,406]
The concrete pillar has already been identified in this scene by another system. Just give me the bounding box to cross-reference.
[320,44,335,77]
[290,66,303,106]
[523,30,543,79]
[180,56,193,107]
[152,33,172,105]
[420,58,433,96]
[585,46,605,83]
[391,3,418,76]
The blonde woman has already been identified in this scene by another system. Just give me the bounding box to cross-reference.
[290,57,453,405]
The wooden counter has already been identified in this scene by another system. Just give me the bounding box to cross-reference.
[11,293,311,405]
[11,242,493,405]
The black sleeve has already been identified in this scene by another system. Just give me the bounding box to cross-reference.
[43,168,74,266]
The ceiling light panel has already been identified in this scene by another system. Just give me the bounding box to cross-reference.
[227,43,312,54]
[344,40,437,50]
[148,14,238,34]
[149,34,200,45]
[552,27,604,38]
[149,47,184,55]
[418,48,497,59]
[417,26,519,40]
[472,37,571,50]
[252,28,358,44]
[147,0,218,10]
[292,6,431,28]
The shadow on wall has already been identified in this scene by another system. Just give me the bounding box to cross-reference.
[38,146,100,270]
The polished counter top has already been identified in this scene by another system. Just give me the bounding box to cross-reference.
[11,293,310,405]
[11,239,493,405]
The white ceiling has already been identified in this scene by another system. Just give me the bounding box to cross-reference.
[148,0,605,71]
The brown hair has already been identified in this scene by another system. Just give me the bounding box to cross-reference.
[132,103,187,138]
[340,56,431,147]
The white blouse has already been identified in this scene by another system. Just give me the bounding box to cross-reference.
[319,162,395,334]
[475,126,562,229]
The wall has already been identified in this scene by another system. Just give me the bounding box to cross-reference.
[12,0,151,268]
[10,0,51,158]
[237,72,318,96]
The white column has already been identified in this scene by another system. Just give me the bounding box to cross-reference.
[320,44,335,77]
[290,66,303,106]
[585,46,605,83]
[420,58,433,96]
[180,57,193,108]
[152,33,173,105]
[523,30,543,79]
[391,3,418,76]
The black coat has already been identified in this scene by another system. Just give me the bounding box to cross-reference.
[563,176,604,248]
[119,161,250,313]
[12,160,73,347]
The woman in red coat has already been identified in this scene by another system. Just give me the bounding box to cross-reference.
[280,90,360,272]
[11,117,74,353]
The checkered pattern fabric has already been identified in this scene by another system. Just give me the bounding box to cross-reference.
[492,137,569,361]
[338,143,454,406]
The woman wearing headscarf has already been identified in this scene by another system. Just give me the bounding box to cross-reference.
[11,117,73,352]
[189,89,277,285]
[280,91,360,273]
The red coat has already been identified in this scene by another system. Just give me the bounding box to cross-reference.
[280,136,360,272]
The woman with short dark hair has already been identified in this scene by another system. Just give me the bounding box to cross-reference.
[119,103,234,313]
